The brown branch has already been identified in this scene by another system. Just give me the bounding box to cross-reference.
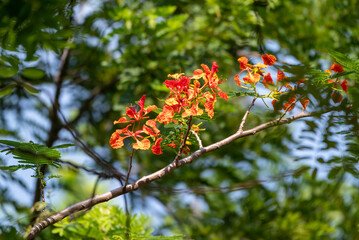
[57,109,126,182]
[32,42,72,215]
[25,105,349,239]
[174,116,193,165]
[238,97,257,133]
[191,130,203,149]
[125,149,135,186]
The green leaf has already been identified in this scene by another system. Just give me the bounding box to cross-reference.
[0,164,34,172]
[22,82,40,94]
[0,66,17,78]
[0,83,17,96]
[21,68,45,80]
[328,49,359,73]
[51,144,76,149]
[0,140,61,168]
[328,166,342,179]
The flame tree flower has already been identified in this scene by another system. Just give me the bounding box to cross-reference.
[110,95,163,155]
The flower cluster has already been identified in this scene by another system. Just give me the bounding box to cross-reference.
[157,62,228,124]
[110,95,163,155]
[111,56,349,155]
[326,62,348,103]
[234,54,348,111]
[110,62,228,155]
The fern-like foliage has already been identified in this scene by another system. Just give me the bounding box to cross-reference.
[52,204,185,240]
[328,49,359,74]
[0,140,66,172]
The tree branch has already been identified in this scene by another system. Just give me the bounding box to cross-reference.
[25,105,349,239]
[174,116,193,165]
[238,97,257,133]
[191,130,203,149]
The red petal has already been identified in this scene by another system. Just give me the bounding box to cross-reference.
[263,73,274,88]
[234,74,241,86]
[151,138,163,155]
[145,119,160,134]
[125,106,138,120]
[218,91,228,100]
[300,98,309,110]
[277,69,285,81]
[341,79,348,93]
[237,57,248,70]
[332,91,343,103]
[211,62,219,73]
[201,64,211,75]
[261,54,277,65]
[330,62,344,73]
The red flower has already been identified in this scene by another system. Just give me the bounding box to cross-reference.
[298,79,306,85]
[277,69,285,81]
[151,138,163,155]
[300,98,309,110]
[263,73,274,88]
[261,54,276,66]
[204,92,216,118]
[237,57,249,70]
[332,91,343,103]
[114,95,157,124]
[283,96,296,111]
[234,74,241,86]
[341,79,348,93]
[330,62,344,73]
[157,105,175,124]
[110,125,151,150]
[164,75,190,94]
[272,99,282,111]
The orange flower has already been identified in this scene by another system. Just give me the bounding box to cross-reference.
[157,105,175,124]
[151,138,163,155]
[182,103,203,118]
[330,62,344,73]
[263,73,274,88]
[114,95,157,124]
[237,57,249,70]
[234,74,241,86]
[217,91,228,100]
[261,54,276,66]
[300,98,309,110]
[204,92,216,118]
[283,96,296,111]
[133,138,151,150]
[243,73,260,84]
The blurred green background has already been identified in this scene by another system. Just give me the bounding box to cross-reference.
[1,0,359,239]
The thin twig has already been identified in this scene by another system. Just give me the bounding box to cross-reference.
[238,97,257,133]
[191,130,203,149]
[57,159,119,179]
[174,116,193,165]
[57,109,126,182]
[277,97,301,122]
[25,105,351,239]
[125,148,135,186]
